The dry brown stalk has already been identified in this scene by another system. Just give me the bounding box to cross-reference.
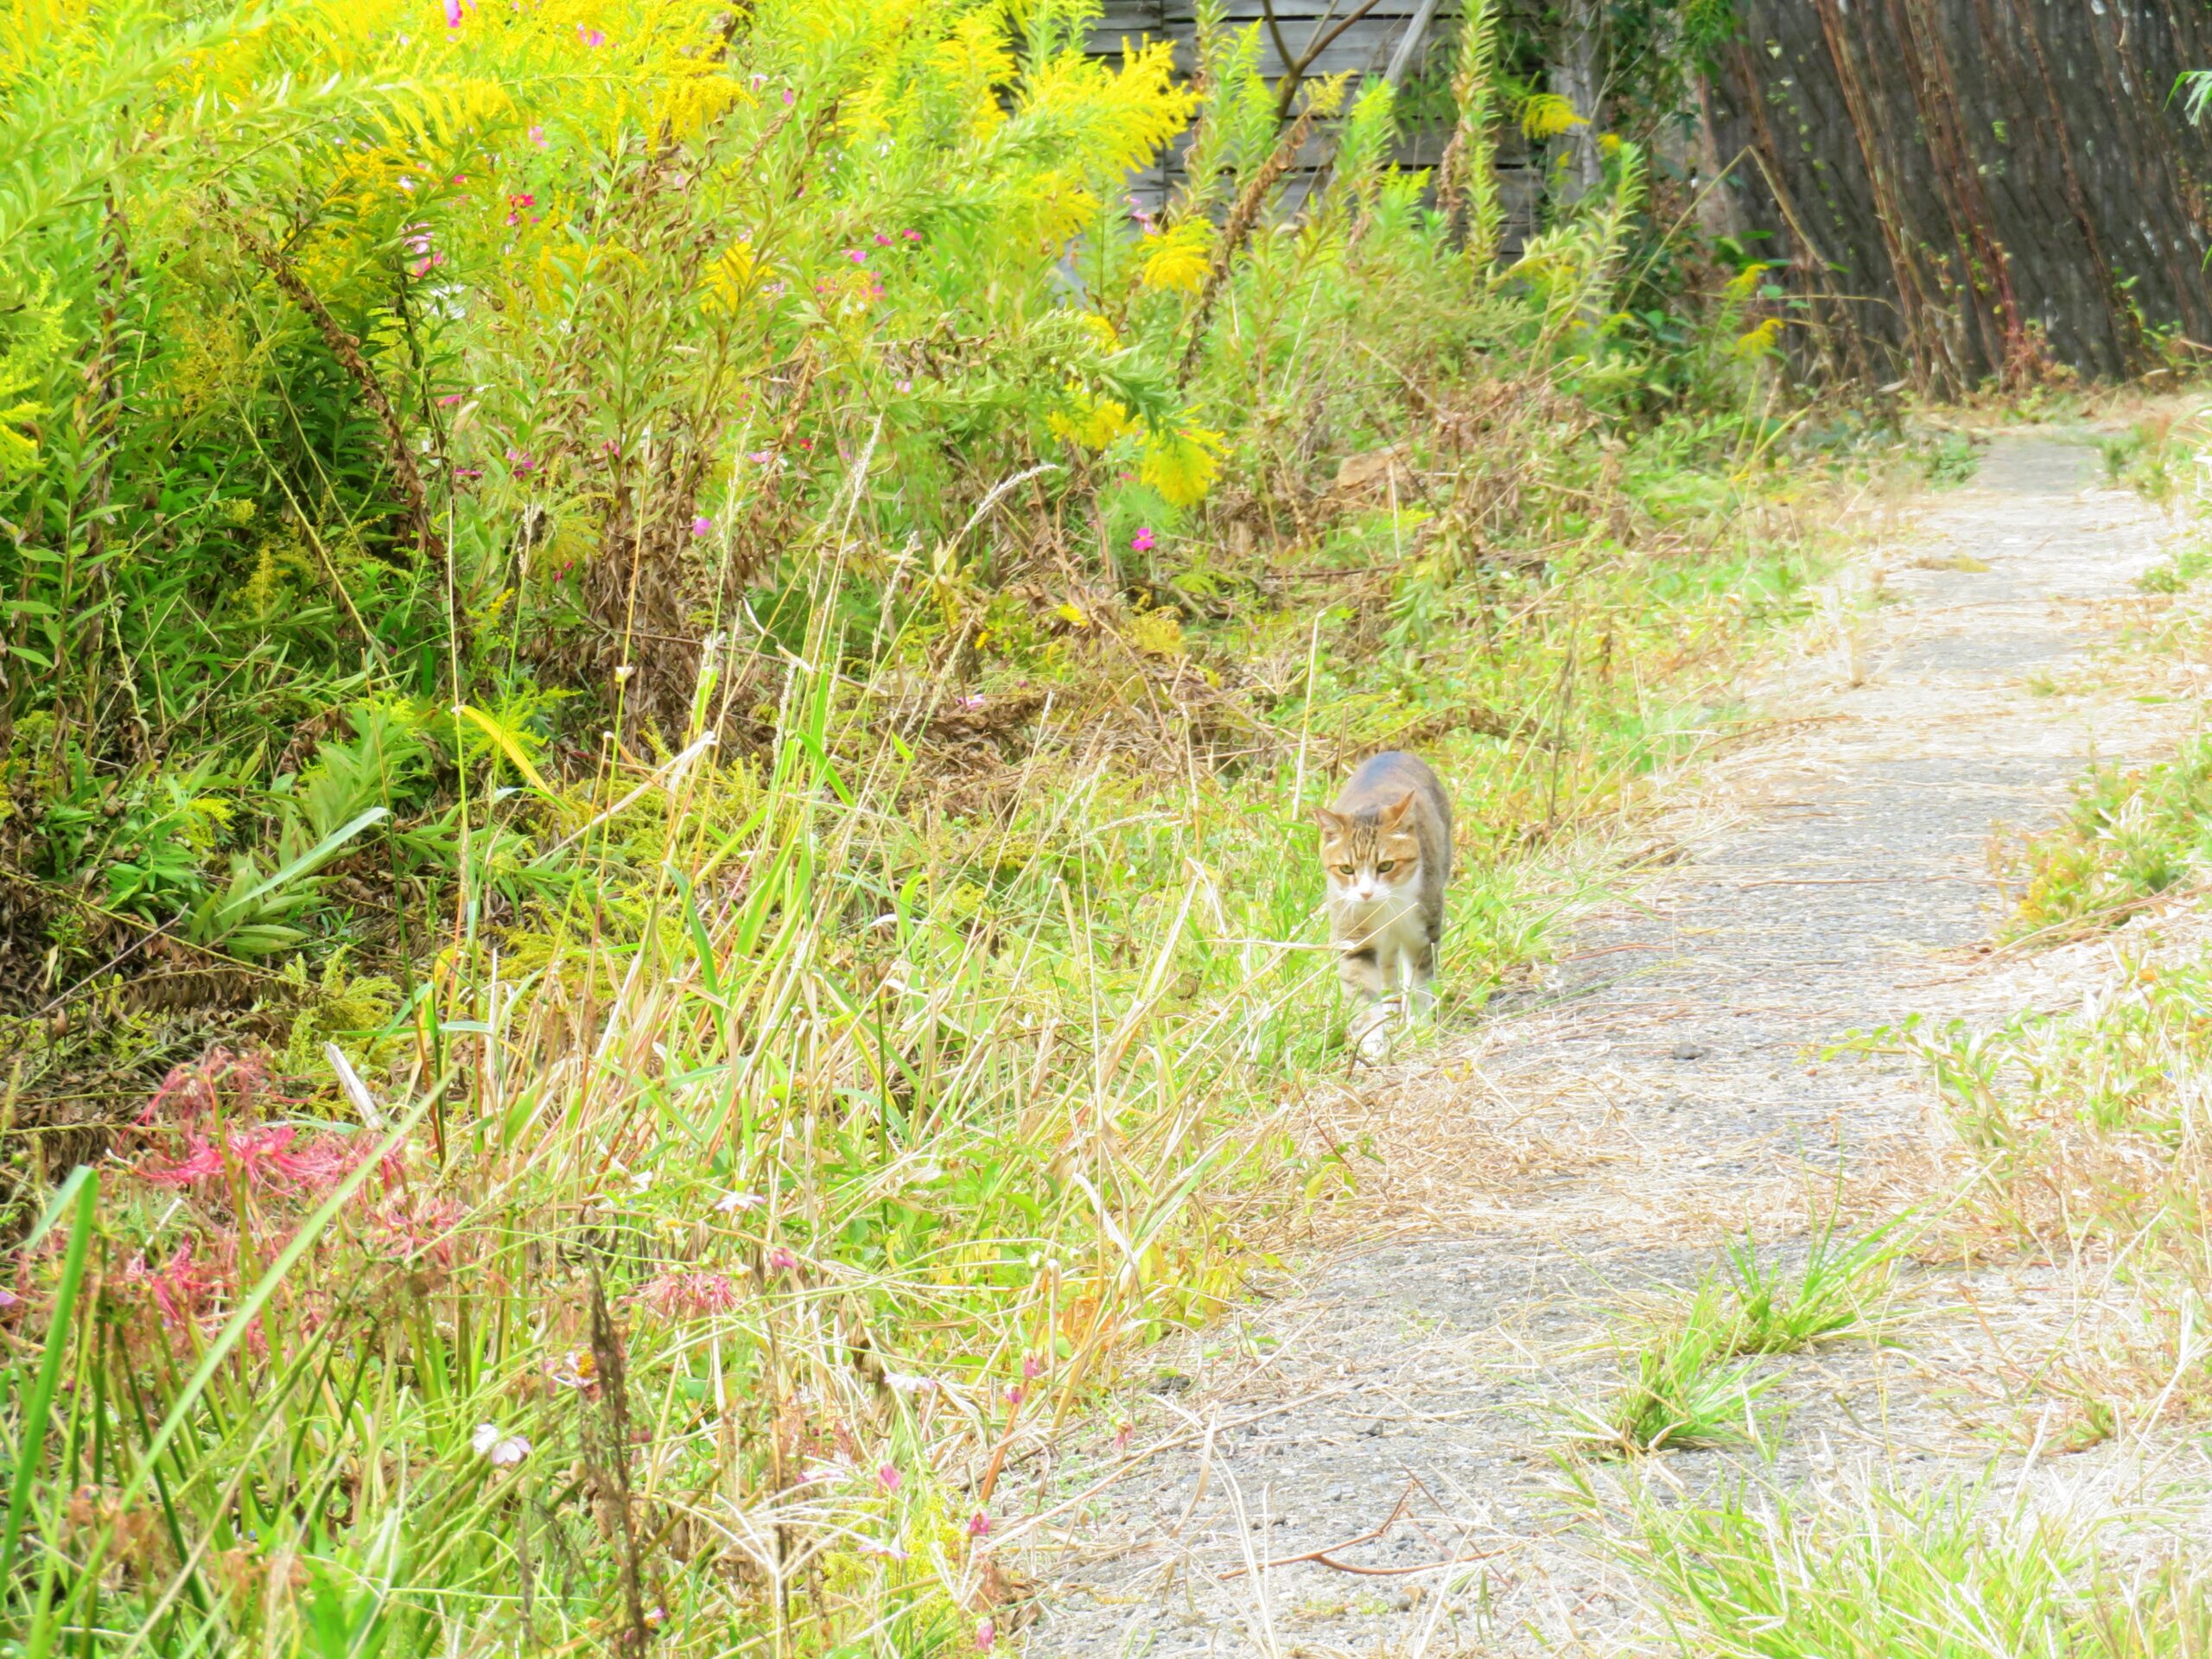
[588,1267,655,1653]
[223,210,448,575]
[1176,96,1329,384]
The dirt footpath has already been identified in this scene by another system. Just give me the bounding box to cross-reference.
[1016,433,2201,1656]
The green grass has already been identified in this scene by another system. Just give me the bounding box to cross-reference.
[1630,1478,2212,1658]
[1560,1217,1903,1458]
[1721,1212,1908,1356]
[1993,735,2212,943]
[1564,1276,1780,1457]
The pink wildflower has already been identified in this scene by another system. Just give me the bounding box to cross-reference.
[1130,526,1155,553]
[370,1197,461,1267]
[766,1247,798,1272]
[437,392,465,406]
[894,378,912,392]
[860,1538,910,1560]
[473,1422,531,1466]
[143,1049,275,1125]
[505,447,536,475]
[976,1618,996,1651]
[690,515,713,537]
[121,1240,219,1334]
[1022,1354,1044,1381]
[873,232,892,246]
[529,124,547,147]
[510,192,535,207]
[442,0,464,28]
[715,1190,766,1213]
[967,1512,992,1537]
[139,1134,223,1188]
[876,1464,900,1494]
[901,229,921,242]
[844,248,868,264]
[1003,1385,1024,1406]
[575,22,604,45]
[639,1270,741,1319]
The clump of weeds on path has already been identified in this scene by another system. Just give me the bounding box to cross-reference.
[1990,737,2212,943]
[1876,944,2212,1447]
[1558,1215,1904,1458]
[1615,1475,2212,1658]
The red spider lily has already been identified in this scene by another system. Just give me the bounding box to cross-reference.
[141,1049,279,1126]
[138,1135,224,1188]
[369,1197,461,1267]
[638,1270,741,1319]
[119,1239,224,1333]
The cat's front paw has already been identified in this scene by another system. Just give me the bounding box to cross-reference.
[1349,1005,1394,1065]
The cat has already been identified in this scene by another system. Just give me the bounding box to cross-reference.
[1313,751,1452,1061]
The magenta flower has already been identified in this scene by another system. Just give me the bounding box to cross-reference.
[139,1135,224,1187]
[767,1247,798,1271]
[843,248,868,264]
[505,447,536,475]
[442,0,463,27]
[1003,1384,1024,1406]
[575,22,604,45]
[437,392,464,406]
[690,514,713,537]
[967,1512,992,1537]
[901,229,922,242]
[639,1270,741,1319]
[528,124,547,147]
[876,1464,901,1494]
[976,1618,996,1651]
[873,232,892,246]
[1130,526,1154,553]
[1022,1353,1044,1380]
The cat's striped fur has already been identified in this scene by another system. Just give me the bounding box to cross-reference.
[1313,752,1452,1058]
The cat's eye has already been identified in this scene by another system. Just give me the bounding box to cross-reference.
[1336,863,1356,876]
[1376,860,1395,874]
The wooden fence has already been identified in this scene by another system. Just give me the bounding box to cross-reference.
[1085,1,1540,244]
[1706,0,2212,390]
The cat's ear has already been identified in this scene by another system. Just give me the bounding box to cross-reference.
[1378,791,1415,828]
[1311,806,1345,835]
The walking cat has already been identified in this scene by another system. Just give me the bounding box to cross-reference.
[1313,751,1452,1060]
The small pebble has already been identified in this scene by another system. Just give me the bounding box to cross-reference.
[1671,1040,1710,1060]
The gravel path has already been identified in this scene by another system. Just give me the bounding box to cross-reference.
[1016,432,2196,1656]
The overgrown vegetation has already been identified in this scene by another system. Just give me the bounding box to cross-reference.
[1625,1478,2212,1658]
[0,0,1903,1648]
[1560,1218,1901,1457]
[1992,737,2212,941]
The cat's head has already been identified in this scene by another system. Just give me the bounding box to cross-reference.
[1313,792,1421,906]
